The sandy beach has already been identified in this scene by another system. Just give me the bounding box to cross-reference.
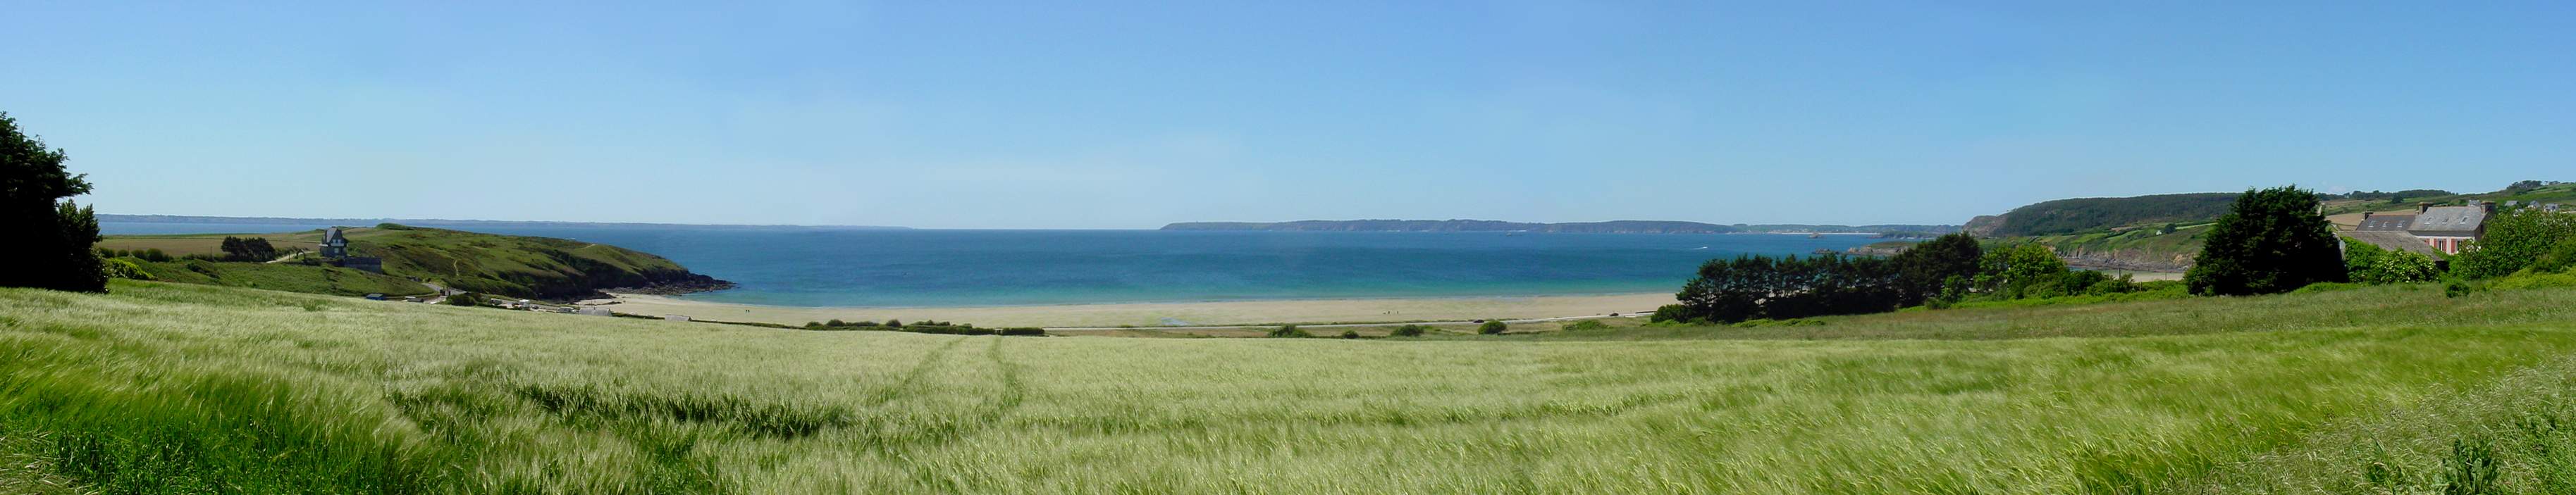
[586,292,1676,328]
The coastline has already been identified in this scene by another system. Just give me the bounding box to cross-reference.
[584,292,1676,328]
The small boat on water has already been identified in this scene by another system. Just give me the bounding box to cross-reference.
[1808,232,1824,239]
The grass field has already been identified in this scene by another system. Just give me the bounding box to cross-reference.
[5,281,2576,493]
[125,258,433,297]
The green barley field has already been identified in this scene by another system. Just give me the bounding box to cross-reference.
[6,281,2576,494]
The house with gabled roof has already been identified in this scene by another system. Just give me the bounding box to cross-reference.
[2408,203,2492,255]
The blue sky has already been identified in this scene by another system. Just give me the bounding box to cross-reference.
[6,1,2570,228]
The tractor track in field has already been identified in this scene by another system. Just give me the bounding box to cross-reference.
[864,336,970,408]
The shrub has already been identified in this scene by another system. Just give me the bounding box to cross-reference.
[137,248,172,262]
[1477,320,1508,334]
[2523,237,2576,275]
[2362,251,2442,284]
[2453,209,2576,279]
[2446,279,2475,299]
[1388,324,1428,337]
[1560,320,1610,331]
[101,258,150,280]
[447,293,481,306]
[1648,304,1694,323]
[1267,325,1311,338]
[1338,330,1360,339]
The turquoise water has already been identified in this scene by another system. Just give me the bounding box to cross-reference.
[101,223,1885,307]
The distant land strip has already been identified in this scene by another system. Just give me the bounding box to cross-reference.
[99,214,912,231]
[1160,220,1959,234]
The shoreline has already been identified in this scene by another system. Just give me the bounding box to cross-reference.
[585,292,1677,328]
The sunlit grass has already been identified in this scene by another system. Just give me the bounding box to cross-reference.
[3,281,2575,493]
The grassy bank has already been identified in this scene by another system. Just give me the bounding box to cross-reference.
[126,258,431,297]
[4,281,2576,492]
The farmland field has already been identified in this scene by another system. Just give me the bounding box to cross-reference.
[5,282,2576,493]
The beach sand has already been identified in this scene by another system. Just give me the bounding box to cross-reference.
[587,292,1676,328]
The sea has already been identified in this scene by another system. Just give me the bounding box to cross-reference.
[99,222,1886,308]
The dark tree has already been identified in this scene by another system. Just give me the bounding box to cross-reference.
[221,237,277,261]
[1889,233,1982,306]
[2185,186,2346,296]
[1477,320,1508,334]
[0,113,105,292]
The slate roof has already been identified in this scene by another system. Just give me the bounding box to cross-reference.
[2343,231,2445,257]
[2408,206,2489,237]
[2356,214,2416,232]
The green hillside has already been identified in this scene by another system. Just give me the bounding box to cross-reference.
[97,225,730,301]
[8,281,2576,492]
[1969,193,2240,237]
[2324,182,2576,216]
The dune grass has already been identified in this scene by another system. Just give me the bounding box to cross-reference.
[4,281,2576,493]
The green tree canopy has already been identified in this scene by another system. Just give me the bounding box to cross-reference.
[2185,187,2346,296]
[0,112,105,292]
[1889,233,1981,306]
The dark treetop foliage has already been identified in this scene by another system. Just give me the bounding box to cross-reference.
[1668,254,1903,324]
[1888,233,1982,306]
[2185,186,2346,296]
[0,112,105,292]
[221,237,281,262]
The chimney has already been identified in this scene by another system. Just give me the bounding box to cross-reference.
[2420,202,2433,213]
[2482,201,2496,213]
[2363,212,2374,220]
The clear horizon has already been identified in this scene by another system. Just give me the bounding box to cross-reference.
[11,2,2572,228]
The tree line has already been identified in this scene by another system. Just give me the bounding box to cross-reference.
[1650,233,2157,325]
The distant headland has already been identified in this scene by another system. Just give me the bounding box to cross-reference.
[1160,220,1959,234]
